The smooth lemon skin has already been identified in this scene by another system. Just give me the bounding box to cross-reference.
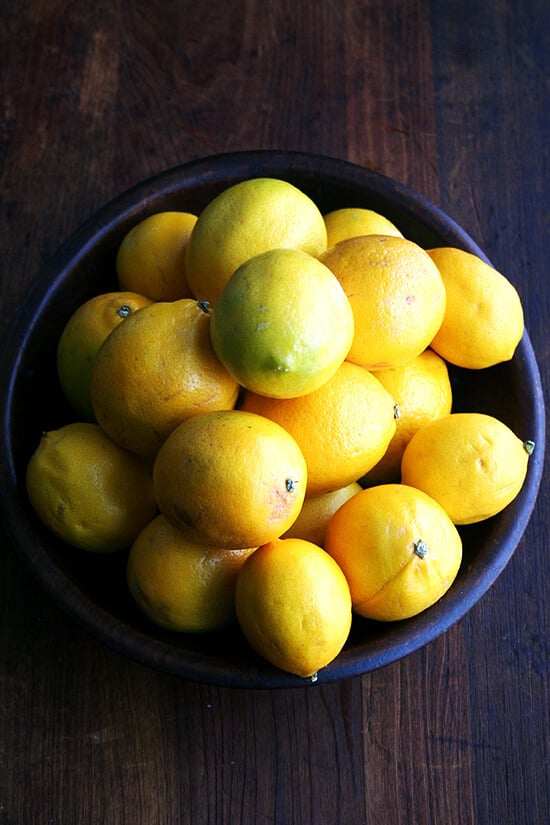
[400,413,532,525]
[185,177,328,305]
[127,514,256,633]
[240,362,396,495]
[116,211,197,301]
[362,349,453,485]
[210,248,354,399]
[90,299,240,457]
[320,235,447,370]
[235,538,352,678]
[153,410,308,550]
[56,291,153,421]
[323,207,403,246]
[325,484,462,621]
[25,423,157,553]
[427,247,524,369]
[282,482,362,547]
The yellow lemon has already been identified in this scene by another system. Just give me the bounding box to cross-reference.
[324,207,403,246]
[362,349,453,485]
[153,409,307,549]
[235,537,352,678]
[400,412,534,524]
[320,234,446,370]
[116,211,197,301]
[210,248,354,398]
[91,299,239,457]
[282,482,362,547]
[325,484,462,621]
[127,514,256,633]
[427,247,524,369]
[25,422,157,553]
[240,361,396,495]
[56,291,153,421]
[185,177,328,304]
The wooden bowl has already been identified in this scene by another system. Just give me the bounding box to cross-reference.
[0,151,545,688]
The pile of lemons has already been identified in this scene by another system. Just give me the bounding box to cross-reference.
[26,177,534,679]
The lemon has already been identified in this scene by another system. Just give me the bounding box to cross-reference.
[323,207,403,246]
[127,514,256,633]
[116,211,197,301]
[210,248,354,399]
[235,537,352,678]
[400,412,534,524]
[185,177,328,304]
[56,291,152,421]
[320,234,446,370]
[152,409,307,549]
[282,482,362,547]
[325,484,462,621]
[25,422,157,552]
[427,247,524,369]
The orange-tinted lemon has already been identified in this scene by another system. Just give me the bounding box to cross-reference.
[320,234,446,370]
[400,412,533,524]
[240,361,396,495]
[427,247,524,369]
[282,482,362,547]
[153,409,307,549]
[362,349,453,485]
[235,537,352,678]
[91,299,239,457]
[25,422,157,553]
[325,484,462,621]
[323,207,403,246]
[56,291,153,421]
[116,211,197,301]
[210,248,354,398]
[127,514,256,632]
[185,177,328,304]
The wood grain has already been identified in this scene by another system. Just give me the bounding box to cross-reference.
[1,1,548,823]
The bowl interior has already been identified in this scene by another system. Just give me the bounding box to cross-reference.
[0,150,545,688]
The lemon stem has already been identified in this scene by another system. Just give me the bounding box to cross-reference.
[414,539,429,558]
[523,440,535,455]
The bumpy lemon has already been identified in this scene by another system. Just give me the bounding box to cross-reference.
[400,412,534,524]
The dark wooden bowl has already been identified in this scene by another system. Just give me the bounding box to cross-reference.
[0,151,545,688]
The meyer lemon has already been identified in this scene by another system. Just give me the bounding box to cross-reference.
[325,484,462,621]
[320,234,446,370]
[153,409,307,549]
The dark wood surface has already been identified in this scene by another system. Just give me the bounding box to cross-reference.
[1,2,548,823]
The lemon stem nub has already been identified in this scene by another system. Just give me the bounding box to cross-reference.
[285,478,297,493]
[523,440,535,455]
[197,300,210,314]
[117,304,132,318]
[414,539,429,559]
[394,403,401,419]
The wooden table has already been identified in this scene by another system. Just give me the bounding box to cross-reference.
[1,2,548,822]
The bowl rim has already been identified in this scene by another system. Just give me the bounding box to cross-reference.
[0,150,545,689]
